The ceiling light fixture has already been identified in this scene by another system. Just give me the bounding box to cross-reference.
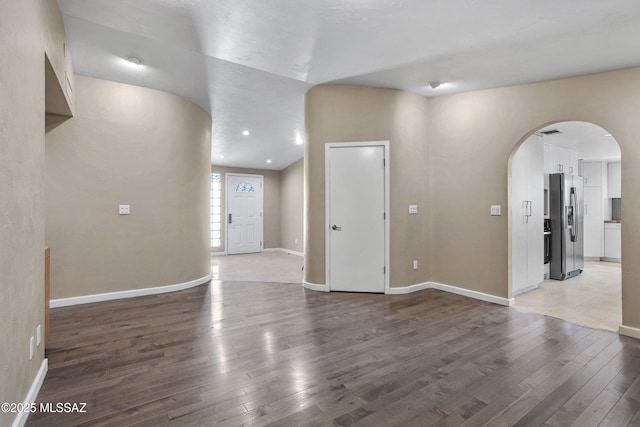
[428,81,441,89]
[266,159,272,164]
[242,130,250,136]
[126,56,142,66]
[295,132,303,145]
[604,133,612,137]
[219,155,225,159]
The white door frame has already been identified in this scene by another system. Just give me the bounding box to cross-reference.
[325,141,390,293]
[225,172,264,254]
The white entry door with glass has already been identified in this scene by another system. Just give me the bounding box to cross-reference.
[226,173,263,254]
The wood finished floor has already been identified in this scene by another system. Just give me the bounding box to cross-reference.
[28,281,640,427]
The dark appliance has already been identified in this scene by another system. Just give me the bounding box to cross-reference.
[544,219,551,264]
[549,173,584,280]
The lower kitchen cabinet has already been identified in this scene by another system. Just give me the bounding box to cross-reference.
[604,222,621,262]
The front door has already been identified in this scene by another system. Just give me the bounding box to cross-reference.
[226,174,263,254]
[327,143,386,292]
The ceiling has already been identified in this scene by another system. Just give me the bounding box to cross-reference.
[57,0,640,170]
[539,122,621,161]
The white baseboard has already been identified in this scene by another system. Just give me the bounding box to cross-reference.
[13,359,48,427]
[210,251,227,257]
[264,248,304,257]
[429,281,514,306]
[386,282,431,295]
[50,274,212,308]
[619,325,640,339]
[303,279,513,306]
[302,281,328,292]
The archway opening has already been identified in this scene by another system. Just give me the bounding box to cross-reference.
[509,121,621,331]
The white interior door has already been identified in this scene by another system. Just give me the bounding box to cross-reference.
[226,174,263,254]
[327,144,386,293]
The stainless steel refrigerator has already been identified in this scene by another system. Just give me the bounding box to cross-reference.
[550,173,584,280]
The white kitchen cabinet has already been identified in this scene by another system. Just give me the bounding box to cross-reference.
[583,186,603,259]
[512,134,544,295]
[582,162,602,187]
[608,162,621,198]
[543,143,578,175]
[604,222,622,261]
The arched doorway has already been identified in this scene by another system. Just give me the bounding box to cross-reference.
[509,121,622,331]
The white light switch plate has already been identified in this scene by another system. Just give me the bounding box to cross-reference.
[409,205,418,214]
[119,205,130,215]
[490,205,501,216]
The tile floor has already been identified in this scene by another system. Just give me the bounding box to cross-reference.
[211,251,304,283]
[514,261,622,332]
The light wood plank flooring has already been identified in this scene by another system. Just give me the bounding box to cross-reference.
[28,281,640,426]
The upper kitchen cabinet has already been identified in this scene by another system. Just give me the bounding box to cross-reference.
[544,143,578,175]
[608,162,621,198]
[582,162,602,187]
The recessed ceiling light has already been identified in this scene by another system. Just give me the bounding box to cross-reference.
[126,56,142,66]
[266,159,272,164]
[295,132,304,145]
[604,133,612,137]
[242,130,250,136]
[219,155,225,159]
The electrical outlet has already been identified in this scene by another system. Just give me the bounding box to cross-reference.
[413,260,418,270]
[36,325,42,346]
[490,205,501,216]
[29,337,34,360]
[409,205,418,214]
[119,204,130,215]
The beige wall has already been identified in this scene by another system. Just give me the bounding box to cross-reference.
[428,67,640,328]
[304,86,430,287]
[211,166,282,252]
[280,158,304,253]
[0,1,70,424]
[46,76,212,299]
[304,68,640,330]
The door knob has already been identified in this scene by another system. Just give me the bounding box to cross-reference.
[331,225,342,231]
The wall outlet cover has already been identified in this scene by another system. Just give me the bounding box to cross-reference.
[119,204,130,215]
[409,205,418,214]
[490,205,502,216]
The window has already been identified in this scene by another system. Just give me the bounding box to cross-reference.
[210,174,221,247]
[235,182,255,193]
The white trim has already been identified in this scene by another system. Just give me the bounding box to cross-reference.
[302,278,515,306]
[210,251,227,257]
[13,359,48,427]
[325,141,390,293]
[302,281,328,292]
[225,173,264,255]
[430,281,514,306]
[619,325,640,339]
[263,248,304,257]
[50,274,212,308]
[386,282,430,295]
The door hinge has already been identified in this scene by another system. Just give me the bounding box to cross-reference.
[383,266,386,274]
[260,212,263,217]
[260,241,263,246]
[383,158,386,167]
[383,212,386,220]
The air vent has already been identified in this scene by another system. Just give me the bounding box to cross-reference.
[540,129,561,135]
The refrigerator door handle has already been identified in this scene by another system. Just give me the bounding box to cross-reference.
[573,189,579,242]
[569,188,578,242]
